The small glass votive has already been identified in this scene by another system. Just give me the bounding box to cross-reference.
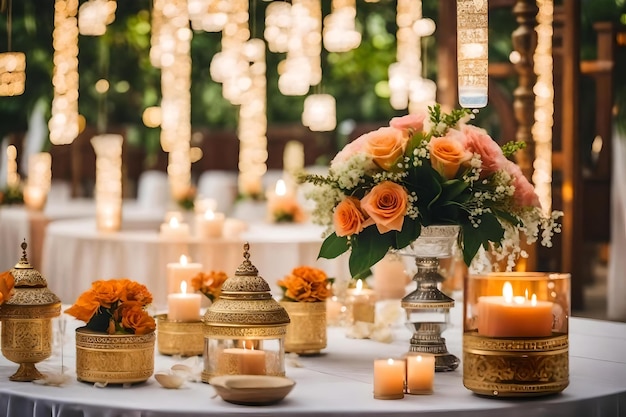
[346,279,376,324]
[373,358,406,400]
[405,353,435,394]
[463,272,570,397]
[156,314,204,357]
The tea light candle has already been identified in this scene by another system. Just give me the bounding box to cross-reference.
[196,209,225,238]
[347,279,376,323]
[167,281,202,321]
[23,185,47,211]
[219,347,267,375]
[160,216,190,239]
[406,353,435,394]
[373,358,405,399]
[373,254,410,300]
[166,255,203,295]
[477,281,554,338]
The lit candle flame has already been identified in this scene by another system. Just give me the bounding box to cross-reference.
[275,179,287,196]
[355,279,363,293]
[179,254,188,265]
[531,293,538,306]
[502,281,513,303]
[169,216,180,228]
[180,280,187,294]
[204,210,215,220]
[387,358,395,365]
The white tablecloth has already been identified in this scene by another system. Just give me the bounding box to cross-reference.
[42,220,350,307]
[0,314,623,417]
[0,201,166,271]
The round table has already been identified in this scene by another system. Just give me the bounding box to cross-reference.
[0,315,623,417]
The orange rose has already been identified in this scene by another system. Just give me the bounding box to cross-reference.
[121,279,153,306]
[360,181,408,233]
[65,291,101,323]
[91,279,124,308]
[277,266,331,302]
[120,303,156,335]
[0,271,15,304]
[428,132,472,179]
[363,127,408,170]
[333,197,370,237]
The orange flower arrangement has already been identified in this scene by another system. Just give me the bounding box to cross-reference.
[268,196,306,223]
[65,278,156,335]
[277,266,331,302]
[190,270,229,302]
[0,271,15,304]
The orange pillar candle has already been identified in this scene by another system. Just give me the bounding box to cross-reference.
[219,348,267,375]
[196,209,225,238]
[167,281,202,321]
[347,279,376,323]
[477,282,554,338]
[373,358,405,399]
[406,353,435,394]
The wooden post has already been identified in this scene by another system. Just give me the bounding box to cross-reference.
[560,0,584,310]
[511,0,538,271]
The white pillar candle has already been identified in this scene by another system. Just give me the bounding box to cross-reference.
[406,353,435,394]
[218,347,267,375]
[196,210,225,238]
[160,216,190,239]
[167,281,202,321]
[373,358,405,400]
[166,254,203,295]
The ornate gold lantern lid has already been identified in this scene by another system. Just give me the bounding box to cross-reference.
[4,240,61,309]
[204,243,290,332]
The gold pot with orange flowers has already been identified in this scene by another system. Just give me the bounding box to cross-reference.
[66,278,156,384]
[277,266,331,355]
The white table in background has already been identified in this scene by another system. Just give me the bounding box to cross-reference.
[42,219,349,307]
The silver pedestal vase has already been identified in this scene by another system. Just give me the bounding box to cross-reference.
[399,225,460,372]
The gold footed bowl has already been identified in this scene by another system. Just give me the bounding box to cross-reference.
[463,332,569,397]
[280,301,326,355]
[156,314,203,356]
[75,327,155,384]
[1,316,54,381]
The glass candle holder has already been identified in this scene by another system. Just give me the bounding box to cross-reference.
[463,272,570,397]
[202,243,290,382]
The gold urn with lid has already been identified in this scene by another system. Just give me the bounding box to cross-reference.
[0,241,61,381]
[202,243,290,383]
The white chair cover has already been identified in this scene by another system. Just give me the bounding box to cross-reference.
[196,170,238,215]
[137,170,170,209]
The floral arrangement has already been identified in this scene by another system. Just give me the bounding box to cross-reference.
[277,266,331,302]
[268,196,306,223]
[303,105,562,279]
[190,270,229,301]
[65,278,156,335]
[0,271,15,304]
[0,185,23,206]
[176,186,197,211]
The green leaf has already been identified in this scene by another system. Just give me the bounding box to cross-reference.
[461,224,482,266]
[439,179,469,203]
[348,226,393,278]
[319,233,349,259]
[394,218,421,249]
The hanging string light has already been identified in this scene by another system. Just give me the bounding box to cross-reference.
[302,93,336,132]
[264,1,291,53]
[0,0,26,97]
[78,0,117,36]
[532,0,554,214]
[456,0,489,108]
[323,0,361,53]
[48,0,80,144]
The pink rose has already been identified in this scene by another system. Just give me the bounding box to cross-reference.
[428,130,472,179]
[504,160,541,208]
[462,124,507,177]
[363,127,408,170]
[331,134,370,166]
[390,110,427,133]
[360,181,408,234]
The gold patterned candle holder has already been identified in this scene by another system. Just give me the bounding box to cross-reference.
[156,314,203,356]
[202,243,290,383]
[463,272,570,397]
[280,300,327,355]
[0,241,61,381]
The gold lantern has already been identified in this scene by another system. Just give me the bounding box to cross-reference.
[0,241,61,381]
[203,243,290,383]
